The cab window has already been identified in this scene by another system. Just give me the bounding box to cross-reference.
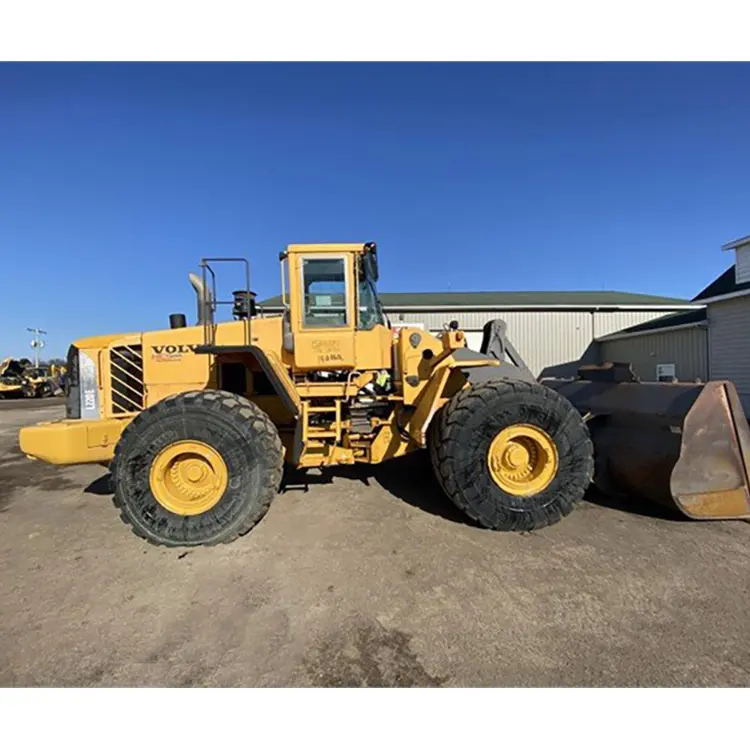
[302,257,348,328]
[357,264,385,330]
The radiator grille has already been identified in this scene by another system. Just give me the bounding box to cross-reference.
[110,345,144,414]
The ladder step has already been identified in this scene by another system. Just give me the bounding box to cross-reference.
[307,406,338,413]
[306,430,338,438]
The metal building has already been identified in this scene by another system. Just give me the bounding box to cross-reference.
[591,234,750,412]
[261,290,698,378]
[596,309,709,383]
[260,236,750,412]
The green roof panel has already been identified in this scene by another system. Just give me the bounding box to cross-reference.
[260,290,691,309]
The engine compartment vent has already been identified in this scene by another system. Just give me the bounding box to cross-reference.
[110,345,144,414]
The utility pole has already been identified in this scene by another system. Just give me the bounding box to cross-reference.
[27,327,47,368]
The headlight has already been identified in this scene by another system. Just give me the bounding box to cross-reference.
[65,345,80,419]
[78,351,100,420]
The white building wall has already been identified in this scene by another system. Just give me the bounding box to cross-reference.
[735,246,750,284]
[708,296,750,411]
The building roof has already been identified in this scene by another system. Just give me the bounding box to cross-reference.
[693,265,750,302]
[260,289,693,310]
[720,234,750,251]
[596,308,708,342]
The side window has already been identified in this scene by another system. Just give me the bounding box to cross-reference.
[357,276,378,330]
[656,363,676,382]
[302,257,348,328]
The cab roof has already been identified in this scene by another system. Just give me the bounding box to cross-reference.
[285,242,372,255]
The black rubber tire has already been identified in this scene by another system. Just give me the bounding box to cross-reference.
[429,380,593,532]
[110,390,284,547]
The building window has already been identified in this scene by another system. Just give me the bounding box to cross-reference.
[656,363,676,382]
[301,257,348,328]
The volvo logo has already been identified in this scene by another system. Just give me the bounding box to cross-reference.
[151,344,198,355]
[151,344,198,361]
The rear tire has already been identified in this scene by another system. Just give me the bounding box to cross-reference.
[429,380,593,531]
[111,390,284,547]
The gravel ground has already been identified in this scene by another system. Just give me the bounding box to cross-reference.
[1,398,749,686]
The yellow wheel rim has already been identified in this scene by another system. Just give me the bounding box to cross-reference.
[487,424,558,496]
[149,440,228,516]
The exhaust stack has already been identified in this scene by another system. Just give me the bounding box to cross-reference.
[188,273,214,326]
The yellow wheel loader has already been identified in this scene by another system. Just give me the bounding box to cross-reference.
[0,358,34,399]
[18,243,750,547]
[22,366,56,398]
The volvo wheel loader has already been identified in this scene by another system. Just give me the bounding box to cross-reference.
[18,242,750,547]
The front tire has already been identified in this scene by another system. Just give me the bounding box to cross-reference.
[111,390,283,547]
[429,380,593,531]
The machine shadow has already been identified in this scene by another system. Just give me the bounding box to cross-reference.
[282,452,476,526]
[370,452,478,525]
[582,486,684,522]
[85,458,685,526]
[84,474,113,496]
[85,461,467,528]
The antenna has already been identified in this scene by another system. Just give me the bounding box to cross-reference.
[27,327,47,368]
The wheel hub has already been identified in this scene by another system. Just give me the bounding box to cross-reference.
[149,440,228,515]
[487,424,558,496]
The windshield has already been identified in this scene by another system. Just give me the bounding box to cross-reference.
[357,257,386,330]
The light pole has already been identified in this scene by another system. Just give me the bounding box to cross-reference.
[27,327,47,368]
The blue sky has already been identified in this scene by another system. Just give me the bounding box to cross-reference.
[1,63,749,358]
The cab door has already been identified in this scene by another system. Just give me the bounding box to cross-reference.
[290,253,356,371]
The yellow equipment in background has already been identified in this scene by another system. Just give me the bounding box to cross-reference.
[22,366,57,398]
[17,242,750,548]
[0,358,28,398]
[0,359,61,399]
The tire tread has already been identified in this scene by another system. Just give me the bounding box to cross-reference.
[110,390,283,547]
[429,380,593,532]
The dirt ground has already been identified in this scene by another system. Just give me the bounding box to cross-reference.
[1,398,749,687]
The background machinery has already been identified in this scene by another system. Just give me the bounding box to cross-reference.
[18,243,750,547]
[0,358,30,399]
[0,358,59,399]
[22,366,57,398]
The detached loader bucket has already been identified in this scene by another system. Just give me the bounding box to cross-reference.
[546,373,750,520]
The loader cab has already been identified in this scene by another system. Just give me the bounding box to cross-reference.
[281,243,392,372]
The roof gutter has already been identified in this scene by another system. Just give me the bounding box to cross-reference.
[262,303,701,313]
[596,321,708,343]
[692,288,750,305]
[381,304,701,311]
[720,236,750,251]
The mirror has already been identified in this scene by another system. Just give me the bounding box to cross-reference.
[363,242,379,281]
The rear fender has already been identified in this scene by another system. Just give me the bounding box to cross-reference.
[200,344,301,418]
[249,347,301,418]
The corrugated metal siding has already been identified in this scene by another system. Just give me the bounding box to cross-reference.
[391,310,591,376]
[600,327,708,382]
[388,309,672,378]
[493,311,593,378]
[708,296,750,410]
[592,311,675,338]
